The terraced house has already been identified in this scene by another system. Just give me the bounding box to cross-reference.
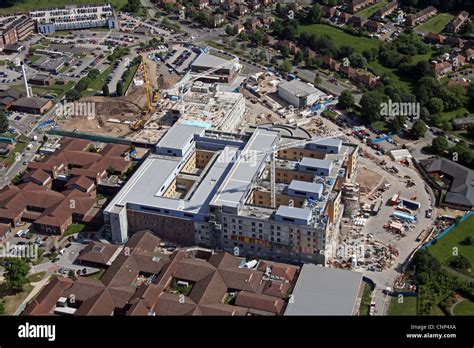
[0,137,132,236]
[23,231,299,316]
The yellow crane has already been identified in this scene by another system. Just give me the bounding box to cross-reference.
[132,54,155,131]
[142,53,154,114]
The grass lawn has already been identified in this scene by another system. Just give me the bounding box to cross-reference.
[359,283,373,315]
[29,55,40,63]
[417,14,454,33]
[429,304,446,316]
[0,0,128,15]
[356,1,387,19]
[86,269,106,280]
[299,24,380,54]
[0,132,16,139]
[122,63,140,96]
[388,296,417,315]
[0,283,33,315]
[371,120,390,132]
[84,67,112,95]
[428,214,474,268]
[440,107,470,123]
[61,223,86,241]
[27,272,46,283]
[3,142,27,166]
[29,81,75,99]
[453,299,474,315]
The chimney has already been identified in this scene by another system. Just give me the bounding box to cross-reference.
[20,61,31,98]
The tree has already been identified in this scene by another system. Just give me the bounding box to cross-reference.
[461,236,474,246]
[0,111,8,133]
[411,119,427,139]
[65,89,80,102]
[360,91,387,122]
[225,25,236,36]
[305,4,322,24]
[4,258,30,291]
[349,52,367,69]
[427,97,444,115]
[42,135,48,142]
[295,50,304,63]
[102,84,110,96]
[338,45,355,60]
[449,255,471,272]
[163,3,174,14]
[280,60,292,73]
[280,45,290,58]
[338,90,355,110]
[270,56,278,65]
[431,136,448,154]
[117,81,125,96]
[314,75,322,87]
[391,115,405,133]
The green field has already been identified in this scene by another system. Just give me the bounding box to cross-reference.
[299,24,432,92]
[299,24,380,54]
[356,1,387,19]
[429,214,474,268]
[417,14,454,33]
[388,296,417,315]
[0,0,128,14]
[453,299,474,315]
[440,107,470,123]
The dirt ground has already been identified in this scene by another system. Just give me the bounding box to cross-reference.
[57,88,148,137]
[355,165,383,194]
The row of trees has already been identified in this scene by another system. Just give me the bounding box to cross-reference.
[432,136,474,168]
[66,68,101,101]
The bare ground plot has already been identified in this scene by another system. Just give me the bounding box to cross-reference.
[355,166,383,194]
[57,92,147,137]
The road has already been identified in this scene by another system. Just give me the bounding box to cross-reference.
[0,142,41,189]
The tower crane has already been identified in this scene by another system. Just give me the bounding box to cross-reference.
[243,131,344,209]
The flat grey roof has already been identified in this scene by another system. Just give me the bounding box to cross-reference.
[311,138,342,148]
[212,128,279,208]
[285,264,363,316]
[279,79,326,98]
[192,53,235,70]
[288,180,323,195]
[156,123,205,151]
[106,127,279,219]
[275,206,312,221]
[299,157,333,170]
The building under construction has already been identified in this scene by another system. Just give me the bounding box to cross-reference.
[104,123,359,265]
[169,82,246,132]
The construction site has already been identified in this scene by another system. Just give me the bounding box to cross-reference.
[55,54,169,142]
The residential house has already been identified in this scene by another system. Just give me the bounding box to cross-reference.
[212,14,225,27]
[433,61,452,78]
[424,32,446,45]
[406,6,437,27]
[364,20,381,32]
[446,11,470,33]
[350,0,376,13]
